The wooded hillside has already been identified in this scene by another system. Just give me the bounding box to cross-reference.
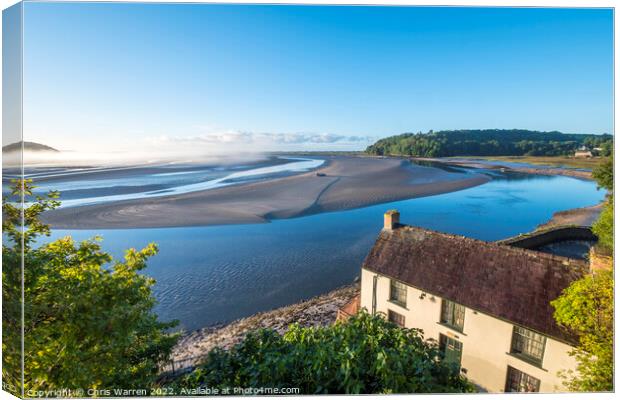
[366,129,612,157]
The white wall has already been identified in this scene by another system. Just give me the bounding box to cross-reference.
[360,268,578,393]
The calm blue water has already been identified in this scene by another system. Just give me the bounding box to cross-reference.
[48,171,605,331]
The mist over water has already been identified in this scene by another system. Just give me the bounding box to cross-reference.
[26,156,324,208]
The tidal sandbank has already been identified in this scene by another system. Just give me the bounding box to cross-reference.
[42,156,490,229]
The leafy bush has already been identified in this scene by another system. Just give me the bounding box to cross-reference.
[593,199,613,254]
[551,270,614,391]
[592,155,613,191]
[179,311,473,394]
[592,154,613,254]
[2,180,179,393]
[551,152,614,391]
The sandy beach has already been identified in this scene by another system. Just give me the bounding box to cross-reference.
[42,156,490,229]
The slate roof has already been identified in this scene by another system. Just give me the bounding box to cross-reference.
[362,224,589,343]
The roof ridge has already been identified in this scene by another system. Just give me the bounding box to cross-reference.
[394,224,588,267]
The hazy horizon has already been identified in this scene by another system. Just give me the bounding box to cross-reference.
[2,125,614,168]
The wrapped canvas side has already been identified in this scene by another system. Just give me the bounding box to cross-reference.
[2,2,25,398]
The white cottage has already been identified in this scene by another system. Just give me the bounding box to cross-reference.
[356,210,588,393]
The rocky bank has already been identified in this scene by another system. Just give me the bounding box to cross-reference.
[166,284,360,372]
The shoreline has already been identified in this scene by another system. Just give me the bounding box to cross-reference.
[42,156,490,229]
[505,166,592,180]
[409,156,594,180]
[165,284,360,372]
[537,203,605,230]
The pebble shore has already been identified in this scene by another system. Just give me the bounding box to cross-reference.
[168,284,360,369]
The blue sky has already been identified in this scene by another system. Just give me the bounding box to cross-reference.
[22,3,613,153]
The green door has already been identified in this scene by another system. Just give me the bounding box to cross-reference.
[440,334,463,369]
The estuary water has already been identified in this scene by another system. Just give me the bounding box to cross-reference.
[46,169,605,331]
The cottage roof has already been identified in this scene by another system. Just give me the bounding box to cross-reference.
[362,224,589,343]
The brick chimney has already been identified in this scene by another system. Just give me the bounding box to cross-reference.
[384,210,400,230]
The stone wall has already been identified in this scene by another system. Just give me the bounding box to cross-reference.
[498,226,597,250]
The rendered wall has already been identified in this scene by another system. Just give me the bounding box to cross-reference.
[360,268,578,393]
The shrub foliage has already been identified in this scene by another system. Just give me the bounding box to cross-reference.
[2,179,179,394]
[179,311,474,394]
[551,270,614,391]
[592,155,613,191]
[591,154,613,254]
[551,152,614,392]
[592,200,613,255]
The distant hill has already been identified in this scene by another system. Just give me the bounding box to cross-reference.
[2,141,59,153]
[366,129,613,158]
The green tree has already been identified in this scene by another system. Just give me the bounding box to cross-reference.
[592,155,613,191]
[592,200,613,254]
[551,270,613,391]
[551,152,614,392]
[2,179,179,394]
[600,141,613,157]
[591,154,613,254]
[179,311,473,394]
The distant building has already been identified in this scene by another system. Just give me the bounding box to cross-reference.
[574,150,593,158]
[350,210,590,393]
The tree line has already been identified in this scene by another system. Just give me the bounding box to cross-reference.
[365,129,613,157]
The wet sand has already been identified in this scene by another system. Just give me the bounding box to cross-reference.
[505,166,592,180]
[537,203,605,230]
[42,156,490,229]
[416,157,594,180]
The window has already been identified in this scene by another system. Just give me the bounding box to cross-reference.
[371,275,378,315]
[440,300,465,331]
[505,366,540,392]
[510,326,546,365]
[439,334,463,369]
[387,310,405,327]
[389,280,407,307]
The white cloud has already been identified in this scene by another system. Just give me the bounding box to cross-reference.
[148,131,372,147]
